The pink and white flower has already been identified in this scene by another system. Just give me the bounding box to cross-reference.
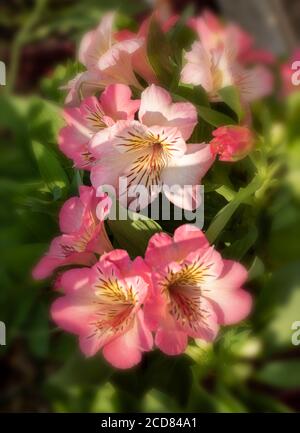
[144,225,252,355]
[90,84,214,211]
[181,40,273,103]
[51,249,153,369]
[32,186,112,280]
[210,125,254,162]
[78,12,143,89]
[189,10,275,66]
[59,84,140,169]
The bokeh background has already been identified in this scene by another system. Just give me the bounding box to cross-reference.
[0,0,300,412]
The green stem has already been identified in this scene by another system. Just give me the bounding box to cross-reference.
[6,0,47,94]
[206,175,263,244]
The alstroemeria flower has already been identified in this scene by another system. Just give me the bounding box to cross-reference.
[210,125,254,162]
[59,84,140,169]
[51,249,153,369]
[181,41,273,103]
[78,12,143,89]
[90,84,214,211]
[144,225,252,355]
[32,186,112,280]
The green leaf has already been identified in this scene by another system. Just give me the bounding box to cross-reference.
[197,106,236,127]
[32,140,69,198]
[174,83,209,107]
[168,5,196,66]
[27,97,64,144]
[256,360,300,390]
[224,226,258,260]
[108,202,162,258]
[147,18,173,86]
[248,256,265,281]
[206,176,262,243]
[218,86,243,121]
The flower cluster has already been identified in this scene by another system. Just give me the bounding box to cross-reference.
[32,9,273,369]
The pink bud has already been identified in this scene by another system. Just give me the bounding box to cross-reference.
[210,125,254,162]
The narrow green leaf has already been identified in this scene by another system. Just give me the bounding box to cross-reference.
[174,83,209,107]
[248,256,265,280]
[219,86,243,121]
[206,176,262,243]
[197,106,236,127]
[147,18,173,86]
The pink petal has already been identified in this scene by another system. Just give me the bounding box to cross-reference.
[32,233,97,280]
[165,102,197,141]
[102,320,143,369]
[139,84,172,126]
[178,296,220,341]
[64,70,105,107]
[101,249,131,274]
[144,294,166,331]
[173,224,209,249]
[155,315,188,356]
[139,85,197,140]
[100,84,140,121]
[59,197,85,234]
[162,143,214,210]
[79,13,115,69]
[32,255,63,280]
[207,289,252,325]
[51,295,96,336]
[204,259,248,291]
[235,65,274,102]
[60,267,93,293]
[204,260,252,325]
[58,125,90,169]
[79,331,104,357]
[97,39,143,89]
[181,42,213,91]
[145,226,211,270]
[145,232,177,269]
[136,310,153,351]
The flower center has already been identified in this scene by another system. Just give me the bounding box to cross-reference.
[60,213,98,257]
[85,102,107,131]
[118,129,176,189]
[93,275,137,334]
[163,262,210,330]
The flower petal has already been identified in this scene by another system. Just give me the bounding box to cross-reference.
[102,319,143,369]
[100,84,140,121]
[155,314,188,356]
[162,143,214,210]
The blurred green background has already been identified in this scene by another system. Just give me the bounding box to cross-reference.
[0,0,300,412]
